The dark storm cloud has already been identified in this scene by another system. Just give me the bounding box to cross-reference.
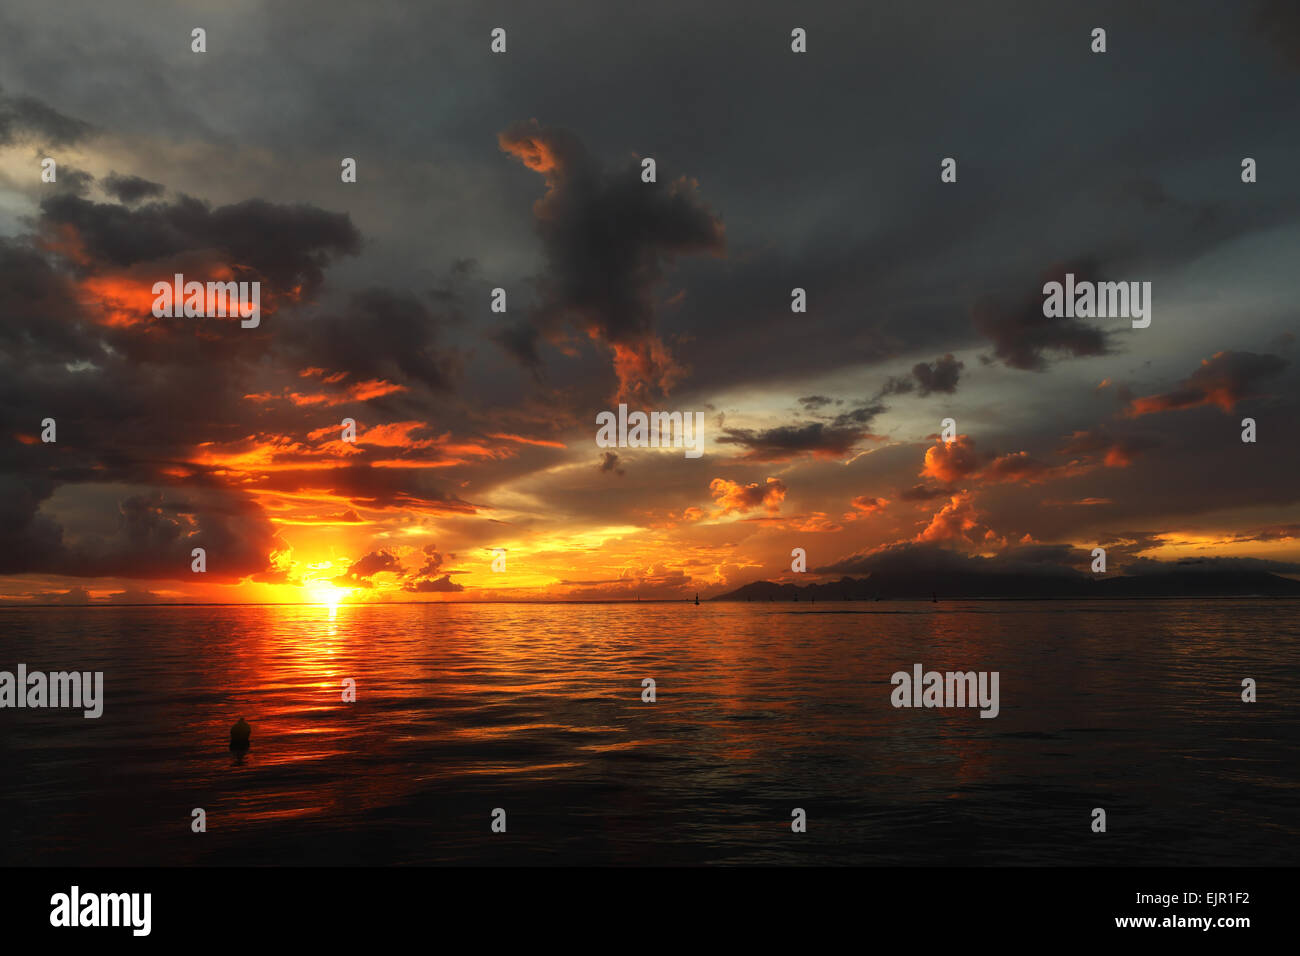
[911,354,964,395]
[899,483,951,502]
[489,319,544,378]
[1,220,282,474]
[6,5,1295,397]
[598,451,624,475]
[972,260,1111,371]
[415,544,445,575]
[334,549,404,588]
[0,85,93,146]
[660,236,976,399]
[715,393,889,465]
[89,490,279,581]
[1124,350,1289,417]
[798,395,836,410]
[38,193,361,299]
[401,544,465,593]
[288,288,464,392]
[252,465,478,514]
[1097,176,1300,279]
[1,187,461,497]
[496,119,725,395]
[831,401,888,428]
[878,376,914,398]
[0,484,281,582]
[46,166,94,197]
[402,574,464,593]
[1000,387,1300,536]
[1058,426,1162,467]
[1255,0,1300,69]
[0,159,487,583]
[0,474,64,575]
[101,171,164,204]
[879,356,964,398]
[717,421,873,462]
[0,236,92,359]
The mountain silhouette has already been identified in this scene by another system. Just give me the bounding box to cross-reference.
[712,569,1300,602]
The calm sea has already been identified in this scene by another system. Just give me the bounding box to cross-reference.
[1,600,1297,865]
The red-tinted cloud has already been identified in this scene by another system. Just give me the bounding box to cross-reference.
[1125,351,1288,417]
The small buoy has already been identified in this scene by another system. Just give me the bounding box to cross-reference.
[230,716,251,750]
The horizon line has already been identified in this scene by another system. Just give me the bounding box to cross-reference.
[4,595,1300,609]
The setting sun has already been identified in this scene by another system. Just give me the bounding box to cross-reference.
[306,584,351,610]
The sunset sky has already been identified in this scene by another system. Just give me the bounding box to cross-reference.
[1,0,1298,605]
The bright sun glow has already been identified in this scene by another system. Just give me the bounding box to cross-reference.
[306,585,351,610]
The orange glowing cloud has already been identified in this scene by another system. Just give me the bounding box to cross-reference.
[348,421,435,448]
[299,367,348,383]
[499,129,563,176]
[190,435,311,473]
[709,476,787,516]
[916,492,985,544]
[920,435,979,483]
[609,336,686,403]
[282,379,407,407]
[846,495,889,519]
[65,243,262,329]
[487,433,567,449]
[784,512,842,533]
[77,273,167,328]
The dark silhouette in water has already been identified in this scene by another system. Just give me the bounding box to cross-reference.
[694,593,699,606]
[230,717,251,751]
[714,568,1300,602]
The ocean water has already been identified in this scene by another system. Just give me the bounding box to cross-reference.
[0,600,1297,866]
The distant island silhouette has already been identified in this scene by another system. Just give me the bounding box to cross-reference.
[712,569,1300,602]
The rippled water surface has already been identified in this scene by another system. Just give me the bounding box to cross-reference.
[1,600,1297,865]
